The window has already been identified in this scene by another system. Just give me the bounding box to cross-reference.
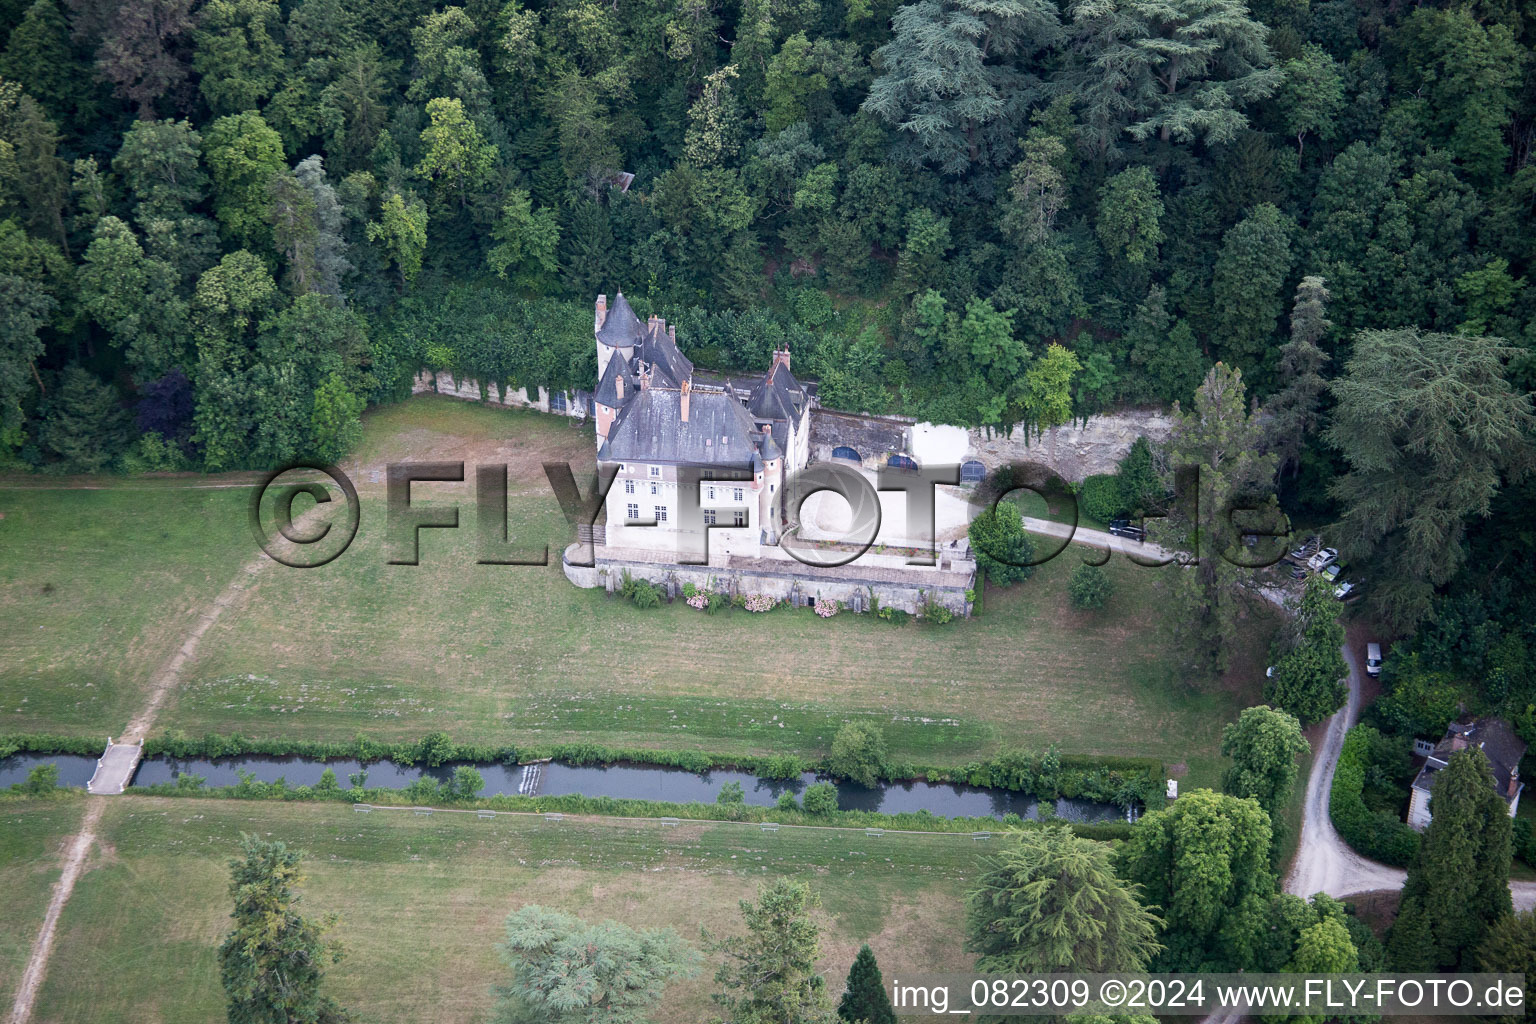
[624,480,635,494]
[649,481,658,495]
[626,503,640,520]
[703,509,716,525]
[733,488,743,501]
[656,506,668,522]
[707,487,715,500]
[732,510,745,527]
[549,390,567,413]
[649,465,661,478]
[961,460,985,484]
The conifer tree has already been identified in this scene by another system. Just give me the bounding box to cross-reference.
[1265,276,1331,479]
[1388,747,1513,970]
[837,945,896,1024]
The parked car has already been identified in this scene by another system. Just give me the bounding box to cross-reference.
[1365,642,1382,676]
[1323,562,1344,583]
[1333,580,1360,601]
[1266,665,1276,678]
[1289,536,1320,561]
[1307,547,1339,572]
[1288,564,1308,581]
[1108,519,1147,542]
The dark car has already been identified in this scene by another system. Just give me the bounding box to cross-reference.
[1108,519,1147,542]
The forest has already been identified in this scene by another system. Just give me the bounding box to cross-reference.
[2,0,1536,689]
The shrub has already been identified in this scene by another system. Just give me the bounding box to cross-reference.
[969,499,1036,586]
[744,593,776,612]
[681,582,698,599]
[686,593,708,610]
[828,722,887,787]
[919,592,954,623]
[619,571,662,609]
[802,782,839,815]
[717,781,745,805]
[776,790,800,812]
[22,763,59,794]
[419,731,455,767]
[452,765,485,799]
[1329,726,1420,867]
[1076,474,1126,523]
[814,598,839,618]
[762,754,804,779]
[1068,563,1113,610]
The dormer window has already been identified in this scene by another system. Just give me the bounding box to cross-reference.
[649,465,661,477]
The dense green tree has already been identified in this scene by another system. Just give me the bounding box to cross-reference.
[1274,44,1343,156]
[1264,276,1330,479]
[218,834,349,1024]
[1211,203,1294,371]
[1475,911,1536,1024]
[113,118,219,284]
[40,363,131,472]
[1221,704,1307,858]
[192,0,285,115]
[65,0,196,116]
[367,190,428,287]
[77,216,190,381]
[493,905,698,1024]
[417,96,497,212]
[863,0,1062,172]
[487,188,559,285]
[0,0,91,126]
[1095,167,1163,267]
[405,7,490,117]
[1326,329,1535,632]
[965,825,1162,972]
[969,498,1037,586]
[837,946,895,1024]
[0,85,67,245]
[1263,574,1347,725]
[1117,788,1274,971]
[706,878,837,1024]
[1061,0,1281,156]
[203,111,287,252]
[0,271,51,449]
[827,722,887,788]
[1163,363,1278,674]
[1388,748,1513,970]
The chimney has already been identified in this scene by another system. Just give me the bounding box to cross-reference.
[680,378,691,422]
[668,324,677,343]
[771,345,791,375]
[595,293,608,331]
[640,367,651,391]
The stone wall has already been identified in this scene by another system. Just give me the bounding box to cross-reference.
[966,412,1172,482]
[562,545,973,616]
[413,370,589,418]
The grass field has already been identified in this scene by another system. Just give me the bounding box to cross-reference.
[0,395,1279,788]
[0,797,86,1010]
[25,796,978,1023]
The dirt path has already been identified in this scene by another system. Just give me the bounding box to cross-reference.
[7,500,309,1024]
[6,800,104,1024]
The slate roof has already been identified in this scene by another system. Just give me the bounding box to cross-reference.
[746,362,806,455]
[639,324,694,389]
[599,388,764,467]
[1412,718,1527,805]
[594,350,634,408]
[597,292,643,349]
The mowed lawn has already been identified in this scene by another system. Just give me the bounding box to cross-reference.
[0,798,87,1010]
[3,396,1277,787]
[30,796,976,1024]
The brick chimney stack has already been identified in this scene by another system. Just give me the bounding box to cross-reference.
[771,345,791,375]
[680,377,691,422]
[595,293,608,331]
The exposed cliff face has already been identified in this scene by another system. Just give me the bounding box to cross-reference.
[965,411,1173,482]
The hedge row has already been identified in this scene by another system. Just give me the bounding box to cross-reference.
[127,779,1137,839]
[0,733,106,758]
[1329,725,1421,867]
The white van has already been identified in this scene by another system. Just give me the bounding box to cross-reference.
[1365,643,1382,677]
